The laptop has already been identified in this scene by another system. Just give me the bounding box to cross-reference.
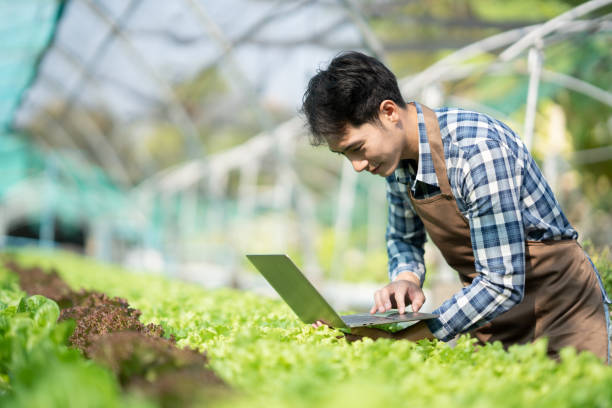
[246,254,438,329]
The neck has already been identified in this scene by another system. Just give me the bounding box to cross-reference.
[400,103,419,161]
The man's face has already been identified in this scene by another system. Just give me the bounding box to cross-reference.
[328,119,404,178]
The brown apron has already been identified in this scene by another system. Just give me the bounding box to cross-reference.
[400,105,609,360]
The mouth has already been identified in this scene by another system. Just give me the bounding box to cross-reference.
[370,163,381,174]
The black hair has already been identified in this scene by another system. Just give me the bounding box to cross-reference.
[301,51,406,146]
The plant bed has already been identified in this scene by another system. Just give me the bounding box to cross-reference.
[2,258,228,407]
[5,249,612,408]
[90,332,226,406]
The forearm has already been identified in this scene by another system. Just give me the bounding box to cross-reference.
[386,184,427,284]
[427,272,523,341]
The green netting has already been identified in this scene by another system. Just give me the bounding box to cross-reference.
[0,0,63,130]
[0,0,63,195]
[0,133,38,191]
[0,0,135,239]
[0,132,129,221]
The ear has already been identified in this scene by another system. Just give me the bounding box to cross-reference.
[379,100,400,124]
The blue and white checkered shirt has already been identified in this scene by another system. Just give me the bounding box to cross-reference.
[386,102,578,341]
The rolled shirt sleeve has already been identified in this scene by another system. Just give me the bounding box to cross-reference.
[385,181,427,286]
[426,138,526,341]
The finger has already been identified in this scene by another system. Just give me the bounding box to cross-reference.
[412,292,425,312]
[394,289,406,314]
[370,290,381,314]
[389,294,398,309]
[313,320,332,328]
[408,286,426,312]
[373,290,384,313]
[378,288,392,312]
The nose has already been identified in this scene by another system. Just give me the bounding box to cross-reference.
[351,159,368,172]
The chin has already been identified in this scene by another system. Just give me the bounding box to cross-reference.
[380,164,397,177]
[379,168,393,178]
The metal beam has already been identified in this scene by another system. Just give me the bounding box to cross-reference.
[184,0,276,130]
[338,0,387,61]
[74,0,207,160]
[500,0,612,61]
[37,73,133,186]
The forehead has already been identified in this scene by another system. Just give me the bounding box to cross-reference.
[327,122,373,152]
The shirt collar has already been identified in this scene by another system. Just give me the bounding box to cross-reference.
[392,101,439,190]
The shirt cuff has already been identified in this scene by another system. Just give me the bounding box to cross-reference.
[425,317,455,341]
[389,262,425,286]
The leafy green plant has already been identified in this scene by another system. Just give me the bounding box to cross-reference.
[582,243,612,299]
[593,248,612,299]
[60,291,164,356]
[8,249,612,408]
[3,259,228,407]
[90,331,227,406]
[0,265,147,407]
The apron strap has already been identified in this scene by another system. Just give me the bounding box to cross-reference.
[420,104,453,197]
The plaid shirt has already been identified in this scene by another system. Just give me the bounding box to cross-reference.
[386,102,577,341]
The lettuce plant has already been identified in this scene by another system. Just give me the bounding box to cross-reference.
[8,249,612,408]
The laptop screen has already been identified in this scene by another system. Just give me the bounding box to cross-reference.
[246,254,347,328]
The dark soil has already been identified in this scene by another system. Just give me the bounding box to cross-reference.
[4,260,73,306]
[4,258,228,407]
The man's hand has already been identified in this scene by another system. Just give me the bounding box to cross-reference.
[370,271,425,314]
[312,320,330,328]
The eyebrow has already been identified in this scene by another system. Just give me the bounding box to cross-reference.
[330,141,360,154]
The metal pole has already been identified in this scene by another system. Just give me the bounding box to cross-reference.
[79,0,206,159]
[523,45,543,151]
[331,160,357,280]
[40,156,56,247]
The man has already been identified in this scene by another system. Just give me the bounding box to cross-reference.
[302,51,610,361]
